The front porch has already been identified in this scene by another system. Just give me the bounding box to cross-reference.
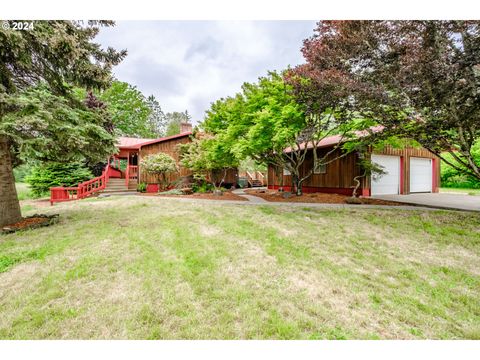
[107,149,140,192]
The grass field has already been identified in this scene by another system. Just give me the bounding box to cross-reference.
[1,196,479,339]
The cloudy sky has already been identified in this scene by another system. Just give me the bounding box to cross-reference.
[96,21,317,123]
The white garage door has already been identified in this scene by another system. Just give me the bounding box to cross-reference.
[371,154,400,195]
[410,157,432,193]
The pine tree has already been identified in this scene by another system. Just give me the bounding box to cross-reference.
[0,21,126,226]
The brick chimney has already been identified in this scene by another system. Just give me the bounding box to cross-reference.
[180,122,192,134]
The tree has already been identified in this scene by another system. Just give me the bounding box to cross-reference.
[0,21,126,226]
[146,95,167,137]
[178,133,238,192]
[165,110,192,136]
[25,162,93,197]
[203,72,366,195]
[99,81,154,138]
[140,153,178,191]
[294,20,480,182]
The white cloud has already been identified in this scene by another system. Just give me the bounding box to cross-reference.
[96,21,317,123]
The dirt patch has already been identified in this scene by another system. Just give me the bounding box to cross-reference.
[244,189,406,206]
[1,214,59,233]
[20,199,51,208]
[155,190,248,201]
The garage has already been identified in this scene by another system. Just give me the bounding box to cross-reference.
[410,157,432,193]
[371,154,400,195]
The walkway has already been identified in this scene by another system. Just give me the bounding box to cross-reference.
[231,187,269,203]
[373,193,480,212]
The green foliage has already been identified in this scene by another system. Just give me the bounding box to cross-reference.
[146,95,167,137]
[99,81,154,138]
[239,157,267,173]
[441,142,480,188]
[140,153,178,190]
[1,84,117,164]
[165,111,192,136]
[137,182,147,193]
[25,162,93,196]
[293,21,480,181]
[178,134,238,189]
[0,20,125,226]
[13,164,32,182]
[192,179,214,193]
[202,72,306,164]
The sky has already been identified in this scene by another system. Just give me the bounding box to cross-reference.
[96,21,317,124]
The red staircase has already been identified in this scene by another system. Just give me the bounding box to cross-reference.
[49,158,123,205]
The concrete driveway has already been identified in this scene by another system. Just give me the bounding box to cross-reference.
[372,193,480,212]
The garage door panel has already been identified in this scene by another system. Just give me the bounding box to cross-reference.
[371,155,400,195]
[410,157,432,193]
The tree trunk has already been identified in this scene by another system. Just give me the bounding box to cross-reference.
[0,135,22,227]
[292,174,303,196]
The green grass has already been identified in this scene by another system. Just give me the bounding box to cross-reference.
[0,196,479,339]
[15,182,36,201]
[440,187,480,196]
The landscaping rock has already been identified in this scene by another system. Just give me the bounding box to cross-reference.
[345,196,362,204]
[282,192,293,199]
[213,190,224,196]
[181,187,193,195]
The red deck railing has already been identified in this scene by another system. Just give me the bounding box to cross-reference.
[50,161,113,205]
[126,165,138,186]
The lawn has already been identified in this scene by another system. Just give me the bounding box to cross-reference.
[1,196,479,339]
[440,187,480,196]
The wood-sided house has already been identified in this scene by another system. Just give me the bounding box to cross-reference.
[115,123,238,193]
[267,132,441,197]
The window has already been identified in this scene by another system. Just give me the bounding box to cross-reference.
[314,161,327,174]
[283,168,291,176]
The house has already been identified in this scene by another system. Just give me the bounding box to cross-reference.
[50,123,238,203]
[267,132,441,197]
[116,122,194,193]
[117,125,239,192]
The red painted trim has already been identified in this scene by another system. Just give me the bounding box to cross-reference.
[361,188,371,197]
[399,156,405,194]
[432,158,439,193]
[107,167,121,178]
[268,185,356,196]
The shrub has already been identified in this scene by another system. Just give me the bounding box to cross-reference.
[137,182,147,193]
[25,163,93,197]
[192,180,214,193]
[140,153,178,191]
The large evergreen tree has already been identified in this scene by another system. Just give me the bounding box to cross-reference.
[0,20,126,226]
[146,95,167,137]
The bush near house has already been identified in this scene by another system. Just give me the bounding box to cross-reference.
[140,153,178,191]
[25,163,93,197]
[441,142,480,189]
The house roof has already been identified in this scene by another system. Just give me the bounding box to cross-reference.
[117,132,193,150]
[284,125,384,153]
[117,137,155,149]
